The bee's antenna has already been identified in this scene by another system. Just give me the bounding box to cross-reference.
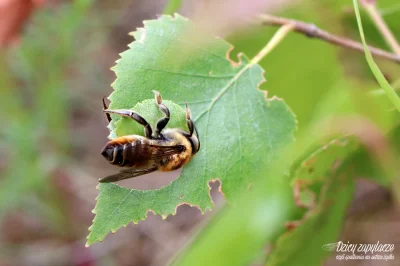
[102,97,111,122]
[185,102,192,120]
[152,90,162,104]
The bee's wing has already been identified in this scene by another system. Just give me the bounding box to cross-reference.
[99,144,185,183]
[99,167,158,183]
[141,145,185,160]
[128,144,185,161]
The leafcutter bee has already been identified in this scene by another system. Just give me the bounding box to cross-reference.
[99,90,200,182]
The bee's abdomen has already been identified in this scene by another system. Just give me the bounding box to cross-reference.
[101,143,127,166]
[101,137,145,167]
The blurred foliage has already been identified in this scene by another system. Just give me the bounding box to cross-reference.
[0,0,94,226]
[352,0,400,113]
[267,159,356,266]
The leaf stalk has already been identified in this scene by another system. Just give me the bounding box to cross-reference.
[250,24,294,65]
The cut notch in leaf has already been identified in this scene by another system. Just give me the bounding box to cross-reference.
[86,14,297,246]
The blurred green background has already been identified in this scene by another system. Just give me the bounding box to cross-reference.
[0,0,399,265]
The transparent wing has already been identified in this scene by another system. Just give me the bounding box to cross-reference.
[99,167,158,183]
[99,144,185,183]
[124,143,185,161]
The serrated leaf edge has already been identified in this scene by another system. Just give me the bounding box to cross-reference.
[86,177,223,246]
[87,13,297,246]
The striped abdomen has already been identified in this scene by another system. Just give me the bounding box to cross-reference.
[101,136,152,167]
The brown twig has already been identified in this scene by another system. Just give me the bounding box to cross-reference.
[257,14,400,64]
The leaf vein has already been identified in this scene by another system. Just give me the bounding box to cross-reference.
[233,81,243,190]
[119,67,234,79]
[177,99,211,105]
[194,64,251,122]
[98,189,133,237]
[175,38,229,62]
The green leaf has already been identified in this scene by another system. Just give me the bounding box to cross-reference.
[291,136,359,185]
[352,0,400,113]
[350,123,400,187]
[86,15,297,246]
[267,164,355,266]
[267,137,358,266]
[288,136,358,208]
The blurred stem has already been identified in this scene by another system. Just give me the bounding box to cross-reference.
[257,14,400,64]
[251,24,294,65]
[361,1,400,55]
[369,78,400,96]
[353,0,400,113]
[163,0,183,15]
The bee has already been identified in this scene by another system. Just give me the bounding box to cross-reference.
[99,90,200,183]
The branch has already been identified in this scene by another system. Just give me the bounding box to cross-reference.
[257,14,400,64]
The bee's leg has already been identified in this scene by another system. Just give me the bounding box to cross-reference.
[103,109,153,138]
[185,103,194,136]
[102,97,112,122]
[185,103,200,151]
[153,90,170,136]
